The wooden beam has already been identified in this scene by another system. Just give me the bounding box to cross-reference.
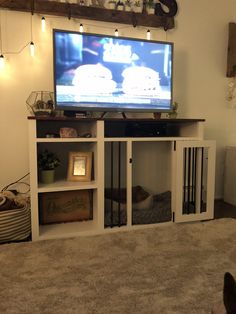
[0,0,175,30]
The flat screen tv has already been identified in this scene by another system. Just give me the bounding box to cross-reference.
[53,29,173,114]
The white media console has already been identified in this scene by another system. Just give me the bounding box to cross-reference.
[28,117,216,241]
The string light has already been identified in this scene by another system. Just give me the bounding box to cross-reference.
[0,10,4,68]
[30,41,35,57]
[0,54,4,69]
[30,13,35,56]
[41,16,46,32]
[79,23,84,33]
[0,12,169,63]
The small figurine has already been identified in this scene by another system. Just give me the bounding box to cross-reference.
[116,0,125,10]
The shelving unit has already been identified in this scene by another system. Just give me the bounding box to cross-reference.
[28,117,216,241]
[28,117,104,240]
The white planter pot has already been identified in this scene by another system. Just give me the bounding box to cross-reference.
[107,3,116,9]
[117,5,125,11]
[147,7,155,14]
[125,6,131,11]
[133,6,142,13]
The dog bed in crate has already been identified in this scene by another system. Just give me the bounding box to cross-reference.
[0,203,31,243]
[105,191,172,227]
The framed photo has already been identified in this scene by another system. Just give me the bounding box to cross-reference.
[39,190,93,224]
[67,151,92,182]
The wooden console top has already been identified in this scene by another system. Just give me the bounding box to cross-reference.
[27,116,205,123]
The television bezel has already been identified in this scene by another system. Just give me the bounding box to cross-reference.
[53,29,174,113]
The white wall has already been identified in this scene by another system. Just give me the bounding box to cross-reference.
[170,0,236,198]
[0,0,236,198]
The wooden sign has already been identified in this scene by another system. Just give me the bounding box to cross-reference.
[39,190,93,224]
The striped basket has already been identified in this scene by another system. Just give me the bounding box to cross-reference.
[0,204,31,243]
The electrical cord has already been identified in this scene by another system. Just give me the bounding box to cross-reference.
[1,173,30,194]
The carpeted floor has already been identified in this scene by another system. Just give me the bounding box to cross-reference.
[0,218,236,314]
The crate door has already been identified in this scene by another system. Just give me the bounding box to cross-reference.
[174,140,216,223]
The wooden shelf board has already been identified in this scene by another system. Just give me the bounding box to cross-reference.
[28,116,205,122]
[104,137,202,142]
[0,0,174,30]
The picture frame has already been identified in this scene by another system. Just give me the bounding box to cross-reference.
[39,190,93,224]
[67,151,92,182]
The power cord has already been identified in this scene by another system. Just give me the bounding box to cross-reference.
[1,173,30,194]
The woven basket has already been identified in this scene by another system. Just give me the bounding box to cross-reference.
[0,204,31,243]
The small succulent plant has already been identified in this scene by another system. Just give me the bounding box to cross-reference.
[38,150,61,170]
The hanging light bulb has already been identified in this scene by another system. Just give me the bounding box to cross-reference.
[147,29,151,40]
[115,29,119,37]
[41,17,46,32]
[79,24,84,33]
[29,12,35,57]
[0,54,4,69]
[30,41,35,57]
[0,11,4,69]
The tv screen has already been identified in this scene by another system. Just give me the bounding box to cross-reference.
[53,29,173,113]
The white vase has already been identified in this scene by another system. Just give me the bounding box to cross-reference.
[125,6,131,11]
[117,4,125,10]
[168,112,177,119]
[133,6,142,13]
[107,2,116,9]
[85,0,92,5]
[147,7,155,14]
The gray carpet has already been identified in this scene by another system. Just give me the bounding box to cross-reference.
[0,218,236,314]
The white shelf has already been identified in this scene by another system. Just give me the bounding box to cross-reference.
[38,220,98,240]
[36,137,97,143]
[38,219,173,241]
[38,180,98,193]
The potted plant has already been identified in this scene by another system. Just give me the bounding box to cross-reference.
[116,0,125,10]
[105,0,116,9]
[38,149,61,184]
[125,0,131,11]
[168,101,178,119]
[133,0,142,13]
[146,0,155,14]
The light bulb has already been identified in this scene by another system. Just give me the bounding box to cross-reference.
[30,41,35,57]
[41,17,46,32]
[0,54,5,69]
[147,29,151,40]
[79,24,84,33]
[115,29,119,37]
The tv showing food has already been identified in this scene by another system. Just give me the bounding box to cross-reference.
[53,29,173,113]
